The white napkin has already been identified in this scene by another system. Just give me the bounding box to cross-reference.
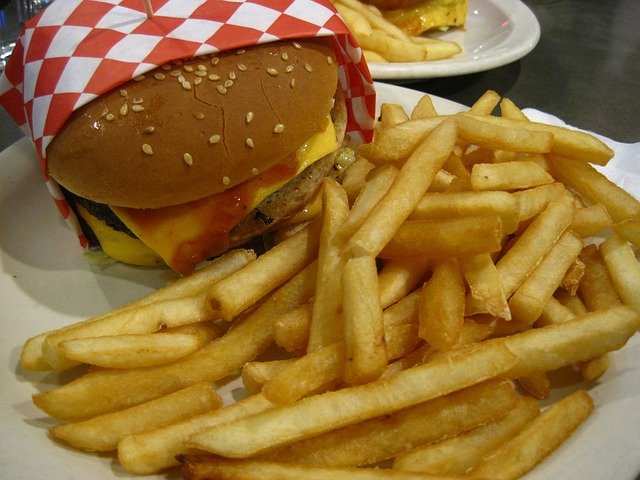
[523,108,640,200]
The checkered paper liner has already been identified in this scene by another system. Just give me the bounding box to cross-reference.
[0,0,376,250]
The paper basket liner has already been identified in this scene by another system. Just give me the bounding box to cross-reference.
[0,0,376,250]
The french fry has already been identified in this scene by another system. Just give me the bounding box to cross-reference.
[340,156,375,203]
[362,49,388,63]
[561,257,585,296]
[393,396,540,475]
[51,383,222,452]
[33,262,317,421]
[119,394,275,474]
[262,380,517,467]
[410,36,462,60]
[508,231,583,325]
[499,97,529,120]
[578,244,621,311]
[613,219,640,247]
[419,259,465,350]
[349,118,457,257]
[378,260,430,309]
[468,90,501,116]
[180,456,470,480]
[307,179,350,352]
[187,343,516,457]
[471,161,554,191]
[411,94,438,120]
[518,372,551,399]
[495,192,574,297]
[551,155,640,221]
[511,182,566,222]
[461,253,510,320]
[273,303,313,352]
[599,233,640,313]
[242,359,294,394]
[342,255,388,384]
[570,203,612,237]
[380,102,410,128]
[58,325,218,369]
[358,30,428,62]
[469,390,594,480]
[208,220,320,321]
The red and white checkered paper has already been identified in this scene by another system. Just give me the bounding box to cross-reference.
[0,0,376,250]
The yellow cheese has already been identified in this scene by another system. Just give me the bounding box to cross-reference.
[76,204,164,267]
[110,116,338,273]
[383,0,467,36]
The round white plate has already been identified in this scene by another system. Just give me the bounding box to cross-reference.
[1,83,639,480]
[368,0,541,80]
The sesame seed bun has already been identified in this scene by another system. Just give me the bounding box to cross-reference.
[46,38,339,209]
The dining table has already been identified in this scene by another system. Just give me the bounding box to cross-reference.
[1,0,639,479]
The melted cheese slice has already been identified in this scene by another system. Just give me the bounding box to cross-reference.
[107,117,338,274]
[383,0,467,36]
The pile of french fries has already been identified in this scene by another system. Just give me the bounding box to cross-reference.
[20,90,640,480]
[332,0,462,63]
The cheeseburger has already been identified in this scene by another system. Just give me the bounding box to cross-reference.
[46,38,349,275]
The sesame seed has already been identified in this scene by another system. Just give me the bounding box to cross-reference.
[267,67,278,76]
[178,74,186,83]
[209,134,221,144]
[236,49,246,55]
[144,126,155,133]
[229,71,236,80]
[120,103,128,116]
[285,65,294,73]
[182,81,192,90]
[217,85,227,94]
[281,52,289,61]
[326,56,333,65]
[184,65,194,72]
[246,111,254,123]
[197,64,207,71]
[142,144,153,155]
[292,41,302,49]
[161,64,172,71]
[132,104,145,112]
[224,79,234,88]
[183,153,193,165]
[245,138,254,148]
[251,167,259,175]
[119,89,128,97]
[211,57,220,66]
[173,59,183,65]
[304,63,313,72]
[208,74,221,81]
[100,107,109,117]
[194,77,203,85]
[133,75,145,82]
[133,97,144,104]
[105,113,115,121]
[194,112,205,120]
[194,70,207,77]
[153,72,166,80]
[290,78,296,88]
[273,123,285,134]
[169,70,181,77]
[222,176,231,185]
[238,63,247,71]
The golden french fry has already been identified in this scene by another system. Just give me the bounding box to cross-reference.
[411,94,438,120]
[378,259,430,309]
[273,303,312,353]
[499,97,529,120]
[419,259,465,350]
[393,396,540,475]
[555,289,588,316]
[570,203,612,237]
[187,342,516,458]
[336,0,410,42]
[380,102,410,128]
[340,156,375,203]
[561,258,585,296]
[342,255,388,384]
[36,249,256,371]
[59,326,218,369]
[263,380,517,467]
[358,30,428,62]
[208,220,320,321]
[379,216,505,261]
[362,49,388,63]
[462,114,614,165]
[471,161,554,192]
[409,36,462,60]
[579,353,611,382]
[613,219,640,247]
[508,231,583,325]
[578,244,621,311]
[349,118,457,258]
[550,155,640,221]
[242,359,294,394]
[382,289,421,327]
[469,390,594,480]
[512,182,566,222]
[468,90,501,116]
[51,383,221,452]
[518,372,551,399]
[307,179,350,352]
[460,253,510,320]
[457,114,553,154]
[33,263,317,421]
[496,192,574,297]
[119,394,275,474]
[599,233,640,313]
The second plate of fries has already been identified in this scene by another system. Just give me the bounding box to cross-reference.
[341,0,541,80]
[2,82,640,480]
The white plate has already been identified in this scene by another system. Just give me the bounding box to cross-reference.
[1,83,639,480]
[368,0,541,80]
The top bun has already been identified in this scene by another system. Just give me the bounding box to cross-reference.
[47,38,339,209]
